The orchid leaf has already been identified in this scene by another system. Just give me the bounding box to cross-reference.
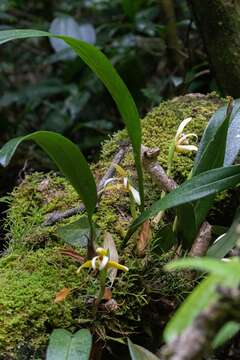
[0,29,144,209]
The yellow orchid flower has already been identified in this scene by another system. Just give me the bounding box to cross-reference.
[174,117,198,153]
[77,247,128,273]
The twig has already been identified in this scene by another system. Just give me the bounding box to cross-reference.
[159,286,240,360]
[189,221,212,257]
[141,145,177,192]
[141,145,212,255]
[43,142,129,226]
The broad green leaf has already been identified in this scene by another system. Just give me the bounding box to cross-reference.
[192,105,231,228]
[224,100,240,165]
[213,322,240,349]
[0,29,144,209]
[164,272,239,343]
[207,207,240,259]
[128,339,159,360]
[57,216,100,248]
[0,131,97,219]
[46,328,92,360]
[193,100,240,174]
[125,165,240,241]
[165,257,240,280]
[192,105,230,175]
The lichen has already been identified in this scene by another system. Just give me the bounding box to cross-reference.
[1,94,226,358]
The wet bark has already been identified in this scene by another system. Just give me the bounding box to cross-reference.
[188,0,240,97]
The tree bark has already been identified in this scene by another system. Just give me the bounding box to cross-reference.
[161,0,183,72]
[188,0,240,97]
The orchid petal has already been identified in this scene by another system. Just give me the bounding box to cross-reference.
[175,117,193,140]
[177,133,198,145]
[96,247,108,256]
[123,177,128,189]
[91,256,98,270]
[76,260,92,273]
[103,177,118,187]
[107,260,129,272]
[129,185,141,205]
[99,255,109,270]
[176,144,198,153]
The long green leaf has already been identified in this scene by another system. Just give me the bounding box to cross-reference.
[164,274,221,343]
[0,131,97,218]
[194,110,230,176]
[193,100,240,174]
[125,165,240,241]
[192,105,229,175]
[213,322,240,349]
[0,29,144,209]
[46,329,92,360]
[207,207,240,259]
[127,339,159,360]
[165,257,240,280]
[176,203,197,249]
[177,102,240,246]
[164,272,240,343]
[164,258,240,343]
[224,100,240,165]
[188,105,230,235]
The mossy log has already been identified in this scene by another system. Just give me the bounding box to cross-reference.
[188,0,240,97]
[0,94,225,359]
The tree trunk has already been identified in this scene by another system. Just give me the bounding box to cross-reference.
[188,0,240,97]
[160,0,183,72]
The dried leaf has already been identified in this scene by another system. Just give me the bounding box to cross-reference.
[103,232,119,286]
[137,220,152,256]
[103,287,112,301]
[60,248,84,263]
[54,287,71,303]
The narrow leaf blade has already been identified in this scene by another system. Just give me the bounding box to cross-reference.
[165,257,240,280]
[213,322,240,349]
[0,131,97,217]
[126,165,240,240]
[164,272,240,343]
[207,207,240,258]
[128,339,159,360]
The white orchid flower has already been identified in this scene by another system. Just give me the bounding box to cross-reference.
[101,164,141,206]
[174,117,198,153]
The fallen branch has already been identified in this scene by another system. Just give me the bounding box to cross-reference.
[43,142,129,226]
[159,286,240,360]
[189,221,212,257]
[141,145,177,192]
[141,145,212,256]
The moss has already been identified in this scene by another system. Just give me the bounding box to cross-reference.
[0,247,187,359]
[1,94,226,358]
[0,248,86,359]
[4,172,80,251]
